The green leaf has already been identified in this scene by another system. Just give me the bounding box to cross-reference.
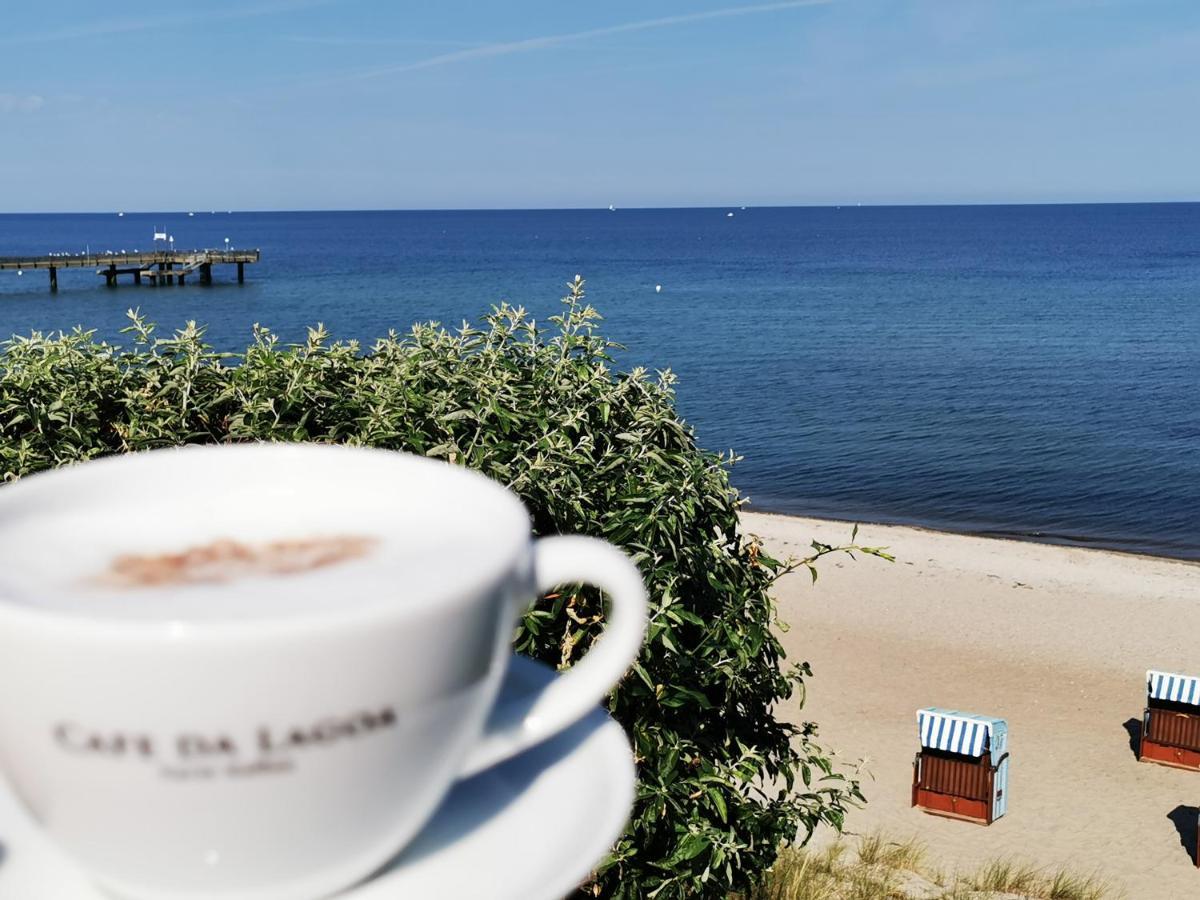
[707,787,728,823]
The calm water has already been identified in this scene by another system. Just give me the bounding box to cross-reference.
[1,205,1197,559]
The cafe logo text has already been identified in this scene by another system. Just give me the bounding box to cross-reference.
[52,706,397,780]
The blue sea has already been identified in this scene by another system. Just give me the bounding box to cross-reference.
[0,205,1197,560]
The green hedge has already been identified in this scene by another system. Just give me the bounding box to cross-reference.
[0,279,887,897]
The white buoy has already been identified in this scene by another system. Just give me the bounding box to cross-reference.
[17,270,22,276]
[726,212,734,217]
[655,284,662,293]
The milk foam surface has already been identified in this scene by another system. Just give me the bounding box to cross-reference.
[0,446,528,623]
[0,509,491,621]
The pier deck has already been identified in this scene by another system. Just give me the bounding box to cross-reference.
[0,249,260,291]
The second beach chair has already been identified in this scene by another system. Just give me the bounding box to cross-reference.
[1140,670,1200,770]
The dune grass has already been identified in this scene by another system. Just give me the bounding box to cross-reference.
[855,832,926,871]
[755,831,1118,900]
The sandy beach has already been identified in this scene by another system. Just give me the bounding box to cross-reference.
[745,511,1200,899]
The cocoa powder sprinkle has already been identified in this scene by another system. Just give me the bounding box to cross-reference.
[97,535,379,588]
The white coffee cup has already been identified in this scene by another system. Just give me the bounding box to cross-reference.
[0,443,647,899]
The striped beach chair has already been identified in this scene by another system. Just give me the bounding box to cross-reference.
[911,708,1009,825]
[1140,670,1200,771]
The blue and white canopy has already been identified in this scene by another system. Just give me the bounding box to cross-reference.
[917,709,993,758]
[1147,670,1200,706]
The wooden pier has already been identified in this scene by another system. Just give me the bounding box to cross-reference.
[0,249,260,292]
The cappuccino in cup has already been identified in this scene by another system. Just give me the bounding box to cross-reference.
[0,443,647,899]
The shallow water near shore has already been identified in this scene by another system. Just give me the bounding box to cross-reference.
[0,204,1197,559]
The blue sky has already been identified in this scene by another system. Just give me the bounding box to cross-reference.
[1,0,1198,211]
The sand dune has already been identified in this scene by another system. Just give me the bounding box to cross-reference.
[745,511,1200,899]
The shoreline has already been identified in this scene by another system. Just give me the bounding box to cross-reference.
[744,502,1200,566]
[747,510,1200,898]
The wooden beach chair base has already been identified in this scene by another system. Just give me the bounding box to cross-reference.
[1139,738,1200,771]
[912,788,991,825]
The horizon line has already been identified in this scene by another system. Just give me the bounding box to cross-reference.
[2,199,1200,216]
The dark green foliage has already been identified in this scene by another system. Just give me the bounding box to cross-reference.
[0,279,888,897]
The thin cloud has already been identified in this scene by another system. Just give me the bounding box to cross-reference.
[0,94,44,113]
[318,0,834,84]
[0,0,337,46]
[281,35,485,48]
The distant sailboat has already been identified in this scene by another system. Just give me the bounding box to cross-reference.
[117,212,124,217]
[726,212,734,218]
[608,204,616,211]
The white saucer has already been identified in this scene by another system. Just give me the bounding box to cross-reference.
[0,656,636,900]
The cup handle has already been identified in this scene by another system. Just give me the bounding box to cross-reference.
[458,535,647,778]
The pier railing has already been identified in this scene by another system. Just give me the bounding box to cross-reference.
[0,249,260,270]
